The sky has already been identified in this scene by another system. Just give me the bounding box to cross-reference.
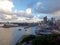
[0,0,60,22]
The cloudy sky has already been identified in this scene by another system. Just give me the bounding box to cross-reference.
[0,0,60,22]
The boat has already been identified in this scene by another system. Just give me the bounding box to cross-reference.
[24,26,30,29]
[25,30,27,31]
[18,29,21,31]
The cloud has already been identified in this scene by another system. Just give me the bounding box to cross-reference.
[36,2,42,7]
[50,10,60,19]
[19,10,25,15]
[0,8,32,21]
[0,0,15,21]
[26,8,32,15]
[16,8,32,17]
[35,0,60,14]
[0,0,14,12]
[51,11,60,16]
[0,0,33,21]
[3,14,12,19]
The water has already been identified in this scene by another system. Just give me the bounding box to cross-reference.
[0,26,36,45]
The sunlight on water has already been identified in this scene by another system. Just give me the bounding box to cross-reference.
[0,26,36,45]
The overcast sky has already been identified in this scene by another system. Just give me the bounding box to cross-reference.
[0,0,60,22]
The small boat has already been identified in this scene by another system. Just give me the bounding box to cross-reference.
[18,29,21,31]
[25,30,27,31]
[24,26,30,29]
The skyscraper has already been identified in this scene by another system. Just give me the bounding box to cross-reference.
[51,17,55,24]
[44,16,47,24]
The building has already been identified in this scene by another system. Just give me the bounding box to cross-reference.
[44,16,47,24]
[56,20,60,29]
[51,17,56,24]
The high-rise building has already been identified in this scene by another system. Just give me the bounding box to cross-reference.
[44,16,47,24]
[51,17,55,24]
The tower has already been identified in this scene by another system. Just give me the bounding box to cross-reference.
[44,16,47,24]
